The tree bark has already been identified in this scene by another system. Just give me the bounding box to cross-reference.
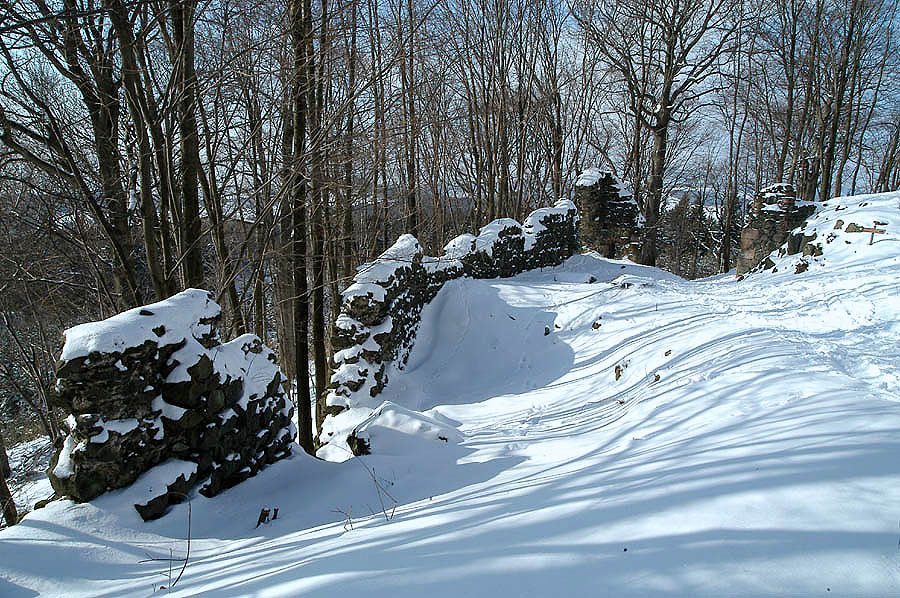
[641,113,669,267]
[341,0,359,279]
[171,0,205,288]
[819,0,861,202]
[289,0,314,453]
[0,428,9,479]
[105,0,173,300]
[310,0,330,437]
[399,0,419,238]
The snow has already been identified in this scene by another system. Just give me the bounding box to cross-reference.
[333,344,364,363]
[350,401,463,456]
[211,334,291,418]
[6,437,54,512]
[330,361,369,386]
[335,313,366,333]
[523,199,577,250]
[84,418,141,445]
[341,281,386,303]
[473,218,522,256]
[343,234,422,302]
[755,192,900,276]
[120,459,198,507]
[60,289,218,361]
[51,435,77,479]
[575,169,631,199]
[152,395,187,422]
[87,429,108,444]
[442,233,476,259]
[4,191,900,596]
[575,167,607,187]
[317,406,376,460]
[103,418,140,436]
[422,255,461,274]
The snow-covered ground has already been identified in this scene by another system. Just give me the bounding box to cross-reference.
[5,436,53,512]
[2,192,900,597]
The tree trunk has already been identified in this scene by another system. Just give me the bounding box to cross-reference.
[341,0,358,280]
[194,106,247,335]
[308,0,331,437]
[274,90,297,382]
[819,0,859,201]
[720,190,736,272]
[92,74,142,310]
[400,0,419,238]
[775,6,799,183]
[171,0,205,289]
[0,428,9,479]
[641,115,669,267]
[103,2,171,300]
[290,0,314,453]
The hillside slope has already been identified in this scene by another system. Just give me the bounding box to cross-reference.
[2,192,900,597]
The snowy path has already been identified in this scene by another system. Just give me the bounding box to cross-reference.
[3,221,900,596]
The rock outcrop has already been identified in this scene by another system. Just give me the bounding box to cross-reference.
[736,184,817,275]
[323,200,579,452]
[48,289,295,520]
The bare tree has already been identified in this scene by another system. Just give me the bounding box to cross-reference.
[0,0,143,309]
[577,0,739,266]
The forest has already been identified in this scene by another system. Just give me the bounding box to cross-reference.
[0,0,898,455]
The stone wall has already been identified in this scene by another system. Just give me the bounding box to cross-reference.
[736,184,817,275]
[323,200,579,449]
[574,168,640,259]
[48,289,295,520]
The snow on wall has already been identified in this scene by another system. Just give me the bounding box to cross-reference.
[60,288,219,361]
[49,290,296,520]
[321,200,579,453]
[575,167,607,188]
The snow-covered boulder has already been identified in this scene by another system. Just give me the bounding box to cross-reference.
[346,402,462,457]
[466,219,526,278]
[48,290,295,520]
[342,234,424,326]
[523,199,580,266]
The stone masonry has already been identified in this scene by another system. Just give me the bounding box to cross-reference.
[323,200,579,451]
[736,184,817,275]
[48,290,295,520]
[574,168,640,259]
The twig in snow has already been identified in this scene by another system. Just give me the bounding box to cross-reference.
[139,494,191,591]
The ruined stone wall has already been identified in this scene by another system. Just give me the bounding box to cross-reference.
[736,184,817,275]
[48,290,295,520]
[324,200,579,436]
[574,169,640,259]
